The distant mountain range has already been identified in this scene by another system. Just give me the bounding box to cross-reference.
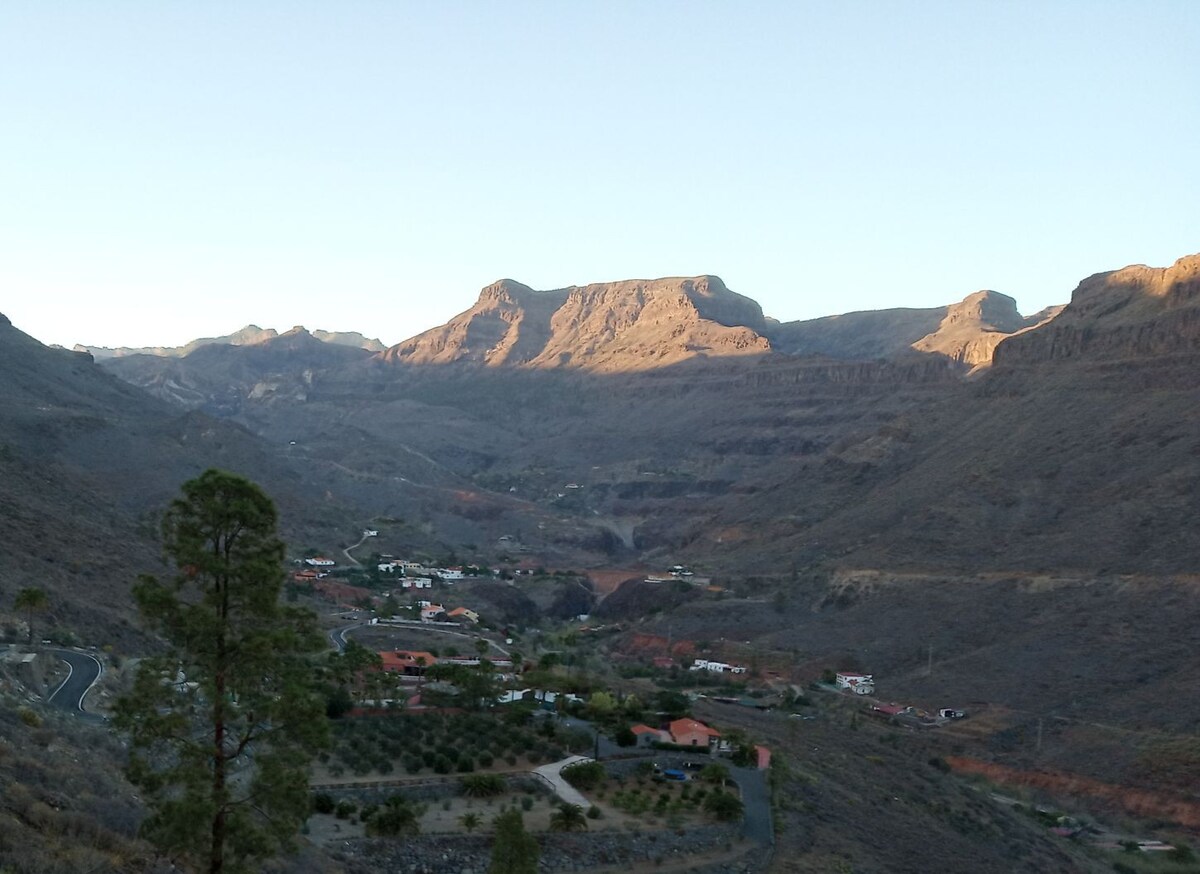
[73,325,384,359]
[4,253,1199,649]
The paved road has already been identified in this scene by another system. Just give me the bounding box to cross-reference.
[45,647,104,716]
[329,619,511,658]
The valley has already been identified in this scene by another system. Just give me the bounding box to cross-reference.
[1,254,1198,872]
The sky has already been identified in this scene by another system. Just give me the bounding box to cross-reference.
[1,2,1197,350]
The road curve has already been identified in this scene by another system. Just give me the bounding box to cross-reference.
[46,648,104,715]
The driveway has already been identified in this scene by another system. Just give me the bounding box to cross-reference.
[533,755,594,808]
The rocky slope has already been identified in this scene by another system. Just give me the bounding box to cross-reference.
[0,315,372,645]
[767,291,1060,367]
[383,276,770,372]
[994,253,1200,365]
[910,291,1062,368]
[103,326,375,412]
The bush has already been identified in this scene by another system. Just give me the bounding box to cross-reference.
[335,800,357,820]
[703,790,744,822]
[312,793,336,815]
[461,774,506,797]
[18,708,41,728]
[562,761,606,791]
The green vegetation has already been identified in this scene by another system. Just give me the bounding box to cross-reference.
[328,711,588,778]
[548,803,588,832]
[13,586,47,646]
[115,470,328,874]
[366,796,424,838]
[488,808,539,874]
[561,761,606,791]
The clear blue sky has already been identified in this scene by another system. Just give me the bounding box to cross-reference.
[2,2,1197,349]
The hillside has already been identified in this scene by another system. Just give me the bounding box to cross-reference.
[0,314,374,646]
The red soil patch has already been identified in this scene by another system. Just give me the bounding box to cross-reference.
[946,756,1200,828]
[587,568,651,596]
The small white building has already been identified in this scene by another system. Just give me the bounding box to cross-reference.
[439,567,465,581]
[400,577,433,590]
[304,557,335,567]
[836,672,875,695]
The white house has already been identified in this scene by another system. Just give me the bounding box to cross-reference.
[690,658,748,674]
[305,557,335,567]
[439,567,465,581]
[836,672,875,695]
[421,604,446,622]
[400,577,433,590]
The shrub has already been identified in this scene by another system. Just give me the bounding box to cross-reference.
[335,800,357,820]
[461,774,506,797]
[312,793,335,815]
[18,708,41,728]
[703,790,744,822]
[562,761,606,791]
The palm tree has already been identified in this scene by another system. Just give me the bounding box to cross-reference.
[14,587,48,647]
[548,803,588,832]
[459,811,481,833]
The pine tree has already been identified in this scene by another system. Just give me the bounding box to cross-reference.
[115,469,328,874]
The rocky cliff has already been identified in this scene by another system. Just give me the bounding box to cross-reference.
[382,276,770,372]
[911,291,1061,368]
[994,254,1200,366]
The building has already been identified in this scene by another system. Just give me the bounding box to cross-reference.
[630,724,668,746]
[690,659,749,675]
[304,557,335,567]
[446,606,480,624]
[668,718,722,749]
[380,650,437,676]
[420,604,446,622]
[836,672,875,695]
[400,577,433,590]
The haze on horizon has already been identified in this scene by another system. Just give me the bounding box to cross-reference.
[1,2,1197,350]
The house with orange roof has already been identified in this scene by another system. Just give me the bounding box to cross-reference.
[668,717,722,749]
[630,724,668,746]
[446,606,480,624]
[379,650,438,676]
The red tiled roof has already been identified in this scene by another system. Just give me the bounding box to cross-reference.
[668,717,721,738]
[630,724,663,736]
[380,650,438,671]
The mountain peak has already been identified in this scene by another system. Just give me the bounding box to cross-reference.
[383,275,769,371]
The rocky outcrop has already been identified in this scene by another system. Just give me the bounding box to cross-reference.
[382,276,770,372]
[911,291,1060,368]
[994,254,1200,366]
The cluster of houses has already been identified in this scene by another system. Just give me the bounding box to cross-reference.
[376,560,468,581]
[689,658,749,675]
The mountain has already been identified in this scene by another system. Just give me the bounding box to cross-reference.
[0,314,375,646]
[75,324,385,359]
[102,326,376,412]
[698,254,1200,576]
[382,276,770,372]
[766,291,1061,366]
[909,291,1062,368]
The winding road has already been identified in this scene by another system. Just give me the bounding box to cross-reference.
[45,647,104,717]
